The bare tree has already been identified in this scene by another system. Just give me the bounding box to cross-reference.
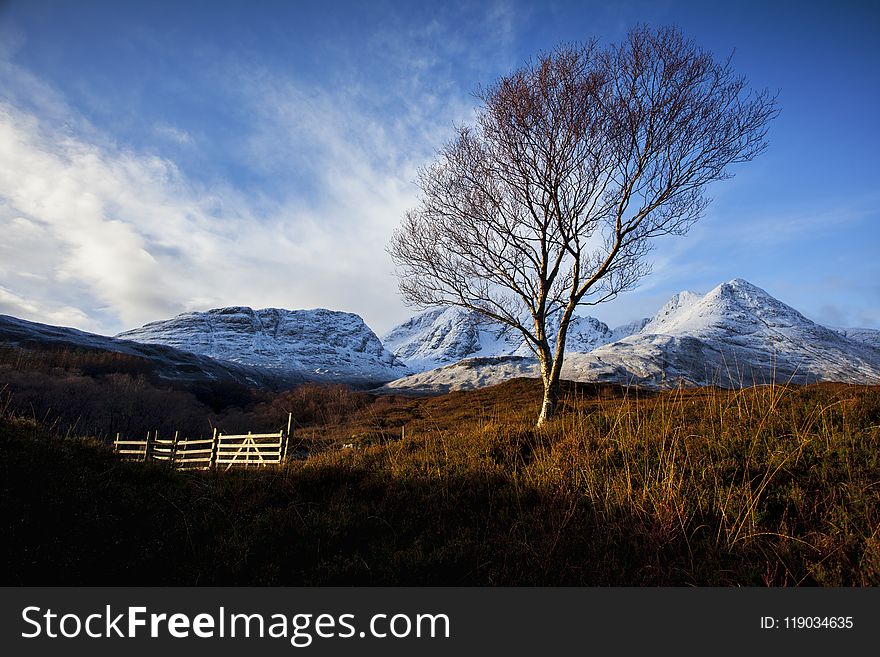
[388,25,778,426]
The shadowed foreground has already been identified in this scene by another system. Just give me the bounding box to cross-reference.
[2,380,878,585]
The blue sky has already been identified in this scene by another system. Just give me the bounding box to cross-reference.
[0,0,878,336]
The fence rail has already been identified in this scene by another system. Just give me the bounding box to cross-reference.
[113,427,290,471]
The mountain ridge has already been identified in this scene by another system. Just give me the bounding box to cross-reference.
[117,306,410,387]
[2,278,878,395]
[0,313,286,388]
[379,279,880,393]
[382,306,649,372]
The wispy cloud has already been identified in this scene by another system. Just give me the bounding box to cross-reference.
[1,96,410,333]
[4,2,875,338]
[0,7,519,336]
[153,122,195,146]
[702,199,878,250]
[0,283,95,330]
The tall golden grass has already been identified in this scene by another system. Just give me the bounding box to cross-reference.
[2,378,878,585]
[300,380,880,585]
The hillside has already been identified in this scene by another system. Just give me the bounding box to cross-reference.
[0,313,280,388]
[3,379,879,586]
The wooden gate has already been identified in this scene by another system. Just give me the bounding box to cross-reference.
[114,427,289,471]
[214,431,285,470]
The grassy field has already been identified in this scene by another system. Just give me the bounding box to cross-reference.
[2,379,879,585]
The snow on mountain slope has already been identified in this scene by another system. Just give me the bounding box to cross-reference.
[0,314,281,387]
[834,327,880,350]
[639,290,702,334]
[118,307,410,387]
[382,306,647,372]
[608,317,652,342]
[380,279,880,392]
[548,313,630,353]
[381,307,521,372]
[567,279,880,387]
[376,356,540,395]
[565,280,880,387]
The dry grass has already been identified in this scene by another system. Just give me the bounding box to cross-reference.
[2,378,878,585]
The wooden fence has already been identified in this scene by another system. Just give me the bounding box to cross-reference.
[114,428,289,471]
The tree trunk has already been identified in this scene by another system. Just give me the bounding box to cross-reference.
[536,311,571,427]
[537,376,559,427]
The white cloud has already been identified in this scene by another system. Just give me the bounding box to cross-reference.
[0,1,546,337]
[0,98,429,334]
[0,284,95,330]
[0,40,478,336]
[153,123,195,146]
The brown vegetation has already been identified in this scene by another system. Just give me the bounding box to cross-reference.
[2,374,878,586]
[0,344,279,440]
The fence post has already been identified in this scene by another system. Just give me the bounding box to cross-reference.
[283,413,292,462]
[172,430,179,467]
[211,427,219,469]
[114,432,120,453]
[144,430,152,462]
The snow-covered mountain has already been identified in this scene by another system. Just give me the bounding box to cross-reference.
[382,306,648,372]
[0,314,282,387]
[638,290,703,334]
[379,279,880,393]
[566,278,880,387]
[117,307,410,387]
[381,307,519,371]
[4,280,877,395]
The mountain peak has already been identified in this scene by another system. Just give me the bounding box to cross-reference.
[117,306,410,386]
[726,277,757,288]
[384,278,880,393]
[715,278,775,299]
[383,305,647,372]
